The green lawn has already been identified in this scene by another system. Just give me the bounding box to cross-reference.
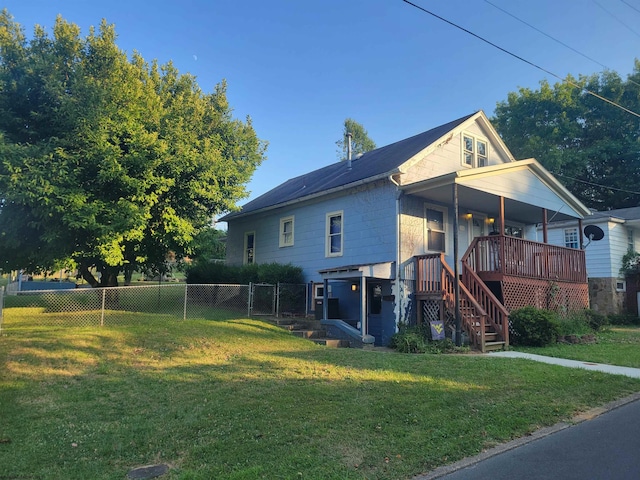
[1,312,640,480]
[515,326,640,368]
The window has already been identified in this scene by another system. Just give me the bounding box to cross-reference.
[314,284,324,299]
[564,228,579,249]
[326,211,343,257]
[616,279,626,292]
[462,134,488,167]
[628,230,635,252]
[244,232,255,264]
[279,216,294,247]
[425,206,446,252]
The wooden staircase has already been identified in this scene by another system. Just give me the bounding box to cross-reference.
[269,317,350,348]
[416,252,509,353]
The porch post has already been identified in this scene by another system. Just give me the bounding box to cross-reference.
[499,196,505,235]
[323,278,329,320]
[360,276,367,336]
[542,208,548,243]
[578,218,584,249]
[453,183,462,347]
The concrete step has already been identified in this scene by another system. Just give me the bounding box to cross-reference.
[292,329,327,339]
[312,338,350,348]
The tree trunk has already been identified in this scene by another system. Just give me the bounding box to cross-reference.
[100,266,119,287]
[78,264,99,288]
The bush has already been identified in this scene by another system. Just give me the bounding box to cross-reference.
[509,306,560,347]
[607,313,640,326]
[186,262,304,285]
[389,325,468,354]
[555,310,607,336]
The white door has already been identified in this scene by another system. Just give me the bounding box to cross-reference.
[458,213,487,260]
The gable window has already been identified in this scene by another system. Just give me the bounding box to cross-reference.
[244,232,255,265]
[425,205,446,252]
[564,228,579,249]
[462,134,488,168]
[279,216,294,247]
[326,211,343,257]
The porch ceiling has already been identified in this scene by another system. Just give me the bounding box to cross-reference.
[319,262,395,280]
[401,161,590,224]
[404,184,574,224]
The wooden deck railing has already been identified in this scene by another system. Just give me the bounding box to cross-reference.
[415,253,497,351]
[463,235,587,283]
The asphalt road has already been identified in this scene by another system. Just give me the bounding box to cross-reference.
[420,396,640,480]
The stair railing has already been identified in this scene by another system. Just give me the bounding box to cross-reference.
[461,238,510,347]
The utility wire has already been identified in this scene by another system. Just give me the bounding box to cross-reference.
[484,0,640,89]
[401,0,640,119]
[594,0,640,39]
[554,173,640,196]
[620,0,640,15]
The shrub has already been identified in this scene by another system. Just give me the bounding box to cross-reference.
[607,314,640,326]
[555,310,607,335]
[390,325,468,354]
[509,306,560,347]
[186,262,304,285]
[583,310,608,332]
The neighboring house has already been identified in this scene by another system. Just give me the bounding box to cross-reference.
[543,207,640,316]
[220,111,591,350]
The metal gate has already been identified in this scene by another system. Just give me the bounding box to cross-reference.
[249,283,276,316]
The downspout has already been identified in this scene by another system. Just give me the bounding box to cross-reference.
[389,173,403,326]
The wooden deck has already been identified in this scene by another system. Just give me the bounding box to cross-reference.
[414,236,589,351]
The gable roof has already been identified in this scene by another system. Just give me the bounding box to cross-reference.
[589,206,640,228]
[220,112,477,221]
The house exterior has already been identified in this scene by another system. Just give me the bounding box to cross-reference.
[542,207,640,315]
[220,111,592,349]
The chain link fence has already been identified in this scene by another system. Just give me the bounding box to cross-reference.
[1,283,308,330]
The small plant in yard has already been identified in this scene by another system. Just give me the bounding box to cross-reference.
[510,306,560,347]
[390,325,468,354]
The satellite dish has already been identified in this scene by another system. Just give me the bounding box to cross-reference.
[583,225,605,248]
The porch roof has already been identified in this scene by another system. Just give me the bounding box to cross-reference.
[319,261,395,280]
[400,159,592,224]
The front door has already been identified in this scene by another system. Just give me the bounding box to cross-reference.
[458,213,487,260]
[366,281,395,346]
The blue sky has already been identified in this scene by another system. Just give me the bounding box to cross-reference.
[5,0,640,216]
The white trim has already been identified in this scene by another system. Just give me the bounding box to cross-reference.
[279,216,294,247]
[424,204,448,254]
[564,227,579,249]
[243,231,255,265]
[461,132,489,168]
[616,279,627,292]
[325,210,344,257]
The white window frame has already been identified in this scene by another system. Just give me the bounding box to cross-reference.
[616,279,627,292]
[279,216,294,247]
[424,204,447,253]
[564,227,579,249]
[314,283,325,300]
[243,231,255,265]
[461,133,489,168]
[325,210,344,257]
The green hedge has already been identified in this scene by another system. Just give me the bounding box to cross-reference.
[509,306,561,347]
[185,262,304,285]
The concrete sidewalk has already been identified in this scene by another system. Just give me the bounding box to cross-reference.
[488,351,640,378]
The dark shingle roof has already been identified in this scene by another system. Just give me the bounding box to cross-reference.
[221,112,476,220]
[589,206,640,221]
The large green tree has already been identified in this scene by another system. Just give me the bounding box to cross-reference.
[0,11,266,286]
[492,63,640,210]
[336,118,376,161]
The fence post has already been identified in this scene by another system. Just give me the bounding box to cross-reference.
[100,288,106,327]
[183,283,188,320]
[248,282,252,317]
[276,283,280,318]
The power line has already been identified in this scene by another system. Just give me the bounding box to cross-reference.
[554,172,640,196]
[484,0,640,89]
[594,0,640,39]
[620,0,640,16]
[401,0,640,119]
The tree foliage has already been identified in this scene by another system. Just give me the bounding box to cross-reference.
[0,11,266,286]
[336,118,376,161]
[492,63,640,210]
